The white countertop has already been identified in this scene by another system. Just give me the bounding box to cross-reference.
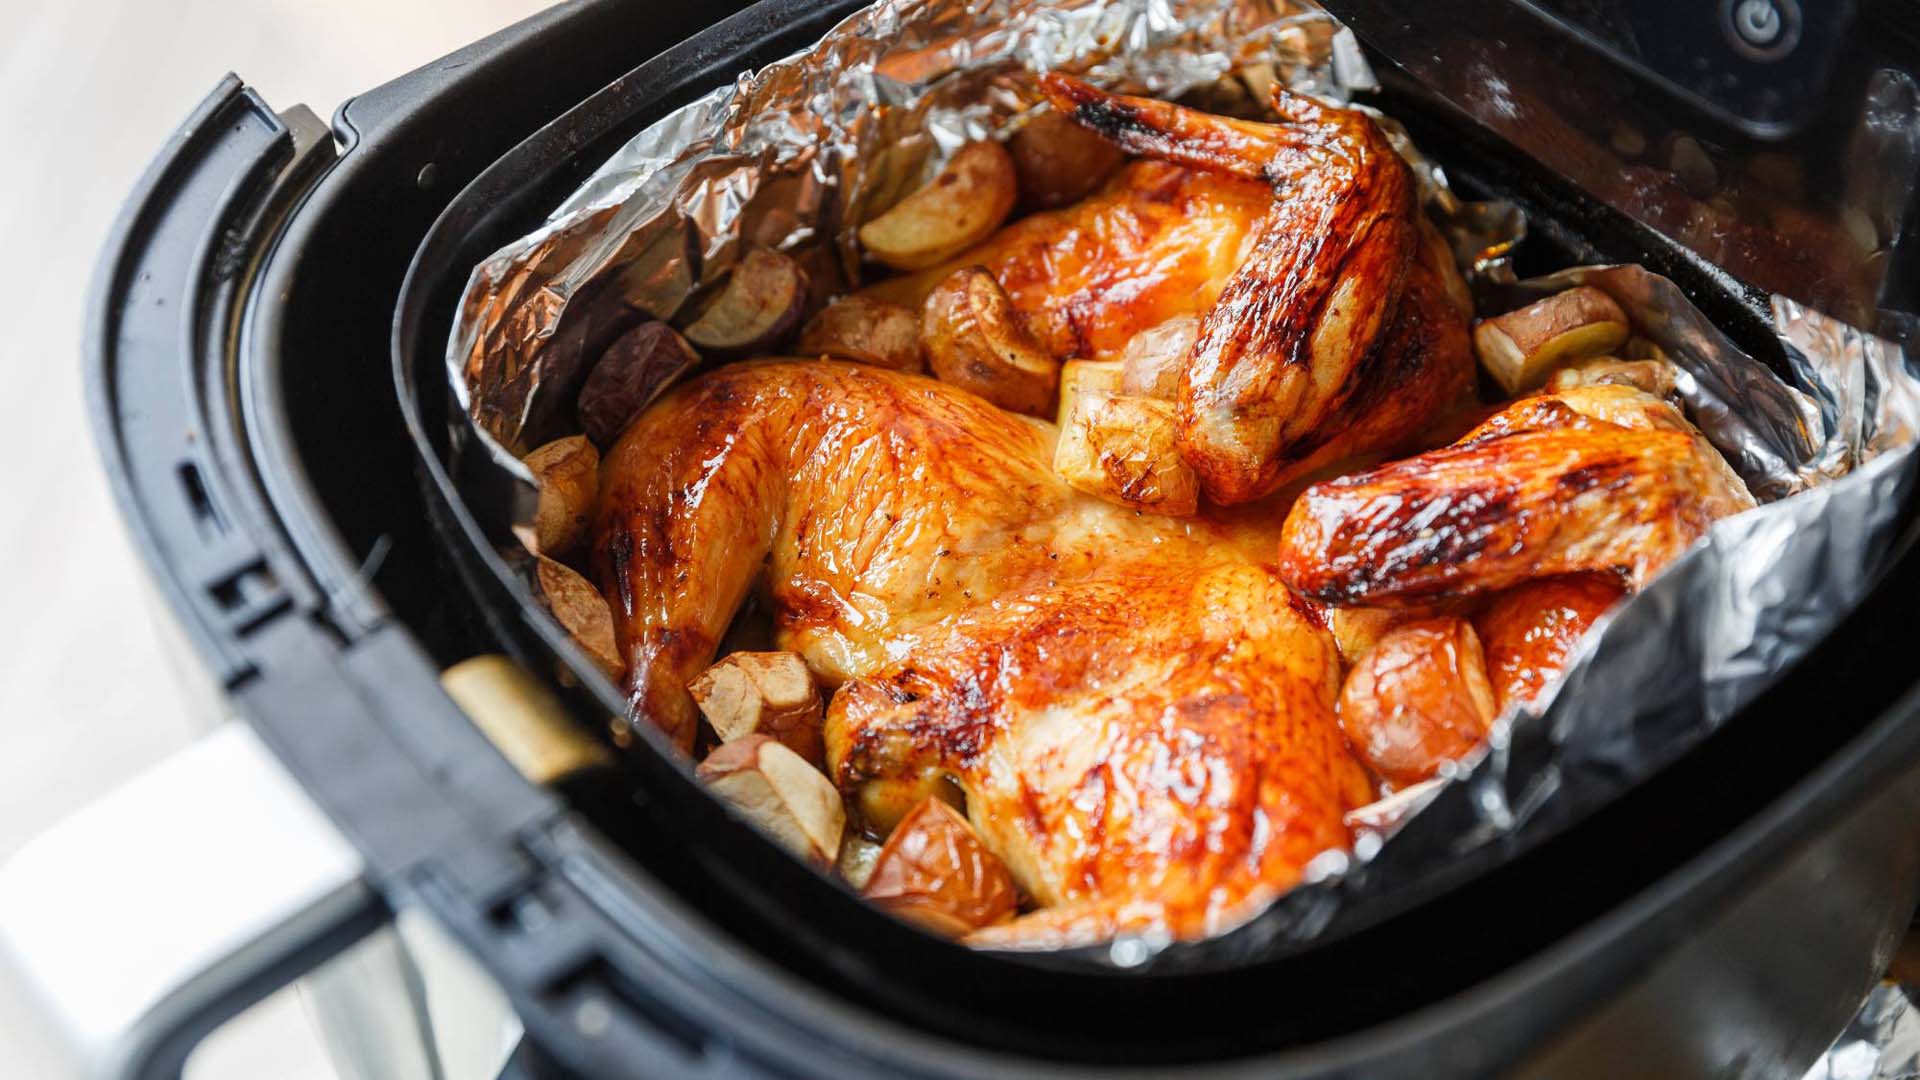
[0,1,547,1075]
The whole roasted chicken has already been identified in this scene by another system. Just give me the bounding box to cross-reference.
[585,81,1754,948]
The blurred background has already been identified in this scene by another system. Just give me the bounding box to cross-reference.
[0,0,546,1073]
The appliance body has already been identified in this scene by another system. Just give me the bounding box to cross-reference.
[4,1,1919,1077]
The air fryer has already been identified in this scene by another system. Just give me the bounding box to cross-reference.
[4,1,1920,1077]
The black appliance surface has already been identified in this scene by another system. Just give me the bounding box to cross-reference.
[83,0,1920,1076]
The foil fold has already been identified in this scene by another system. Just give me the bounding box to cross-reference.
[1806,986,1920,1080]
[446,0,1920,1003]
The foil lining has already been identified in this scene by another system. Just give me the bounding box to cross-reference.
[450,0,1369,463]
[1806,987,1920,1080]
[447,0,1920,1009]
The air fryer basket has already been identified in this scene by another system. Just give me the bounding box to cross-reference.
[29,0,1920,1074]
[392,0,1920,1066]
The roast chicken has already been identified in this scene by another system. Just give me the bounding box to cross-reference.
[1291,386,1752,783]
[593,362,1369,944]
[582,81,1756,946]
[869,75,1473,504]
[1277,384,1756,606]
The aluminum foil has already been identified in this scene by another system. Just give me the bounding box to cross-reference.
[1806,987,1920,1080]
[450,0,1370,463]
[447,0,1920,994]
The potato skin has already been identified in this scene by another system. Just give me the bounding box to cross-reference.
[1337,617,1496,786]
[680,248,810,356]
[921,267,1059,416]
[1472,286,1631,394]
[1474,573,1624,712]
[797,295,924,372]
[1009,109,1126,211]
[521,436,599,558]
[863,796,1017,936]
[859,140,1019,271]
[576,322,701,448]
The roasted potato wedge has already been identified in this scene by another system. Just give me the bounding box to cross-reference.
[862,796,1017,936]
[680,248,810,355]
[1053,391,1199,516]
[1117,314,1198,401]
[688,650,825,766]
[1338,617,1496,787]
[859,140,1018,271]
[1008,108,1126,210]
[697,734,846,866]
[533,556,623,679]
[520,436,599,558]
[922,267,1060,416]
[797,295,924,372]
[836,833,886,890]
[576,321,701,447]
[1054,359,1124,428]
[1472,286,1631,394]
[853,769,964,837]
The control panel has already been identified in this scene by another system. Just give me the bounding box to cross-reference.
[1529,0,1854,136]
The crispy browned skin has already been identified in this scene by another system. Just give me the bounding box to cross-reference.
[1475,574,1625,713]
[839,560,1370,949]
[1337,617,1496,787]
[862,159,1274,364]
[592,361,1370,945]
[1276,387,1755,605]
[1041,74,1446,504]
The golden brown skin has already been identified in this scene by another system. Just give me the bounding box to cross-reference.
[862,159,1274,364]
[1475,574,1625,713]
[1337,617,1496,787]
[836,559,1370,949]
[591,360,1075,751]
[1041,74,1441,504]
[592,361,1370,945]
[1276,387,1756,606]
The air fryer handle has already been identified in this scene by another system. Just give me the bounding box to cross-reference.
[0,724,387,1080]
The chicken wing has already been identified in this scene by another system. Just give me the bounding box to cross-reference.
[592,361,1370,945]
[1276,387,1755,605]
[1041,74,1451,504]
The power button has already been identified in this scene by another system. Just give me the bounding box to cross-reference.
[1722,0,1801,61]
